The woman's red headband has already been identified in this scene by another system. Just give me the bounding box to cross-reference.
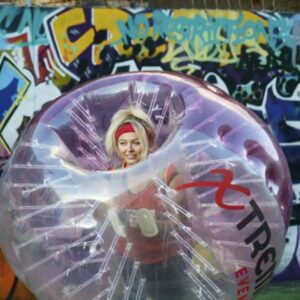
[115,123,136,141]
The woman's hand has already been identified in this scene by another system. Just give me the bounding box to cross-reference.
[128,212,139,228]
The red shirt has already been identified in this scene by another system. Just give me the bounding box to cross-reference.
[113,163,179,264]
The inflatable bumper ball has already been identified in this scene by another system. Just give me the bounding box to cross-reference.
[0,72,292,300]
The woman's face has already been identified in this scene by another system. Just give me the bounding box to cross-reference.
[117,131,143,166]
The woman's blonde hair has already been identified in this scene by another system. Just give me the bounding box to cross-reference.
[105,107,155,160]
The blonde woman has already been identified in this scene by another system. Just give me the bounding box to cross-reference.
[105,107,155,169]
[101,107,194,300]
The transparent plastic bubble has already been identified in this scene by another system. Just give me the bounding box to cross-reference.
[0,72,292,300]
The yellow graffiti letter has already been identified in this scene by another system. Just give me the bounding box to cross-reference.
[51,8,95,65]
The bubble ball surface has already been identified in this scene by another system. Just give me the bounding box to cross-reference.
[0,72,292,300]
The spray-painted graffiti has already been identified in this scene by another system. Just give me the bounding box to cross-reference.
[0,5,300,299]
[0,6,48,47]
[45,9,296,79]
[0,52,61,154]
[0,53,31,151]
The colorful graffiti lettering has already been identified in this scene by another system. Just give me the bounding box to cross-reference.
[0,6,49,47]
[44,9,296,79]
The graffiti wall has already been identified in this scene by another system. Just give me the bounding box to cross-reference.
[0,5,300,298]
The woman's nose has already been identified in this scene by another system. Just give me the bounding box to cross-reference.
[127,143,134,151]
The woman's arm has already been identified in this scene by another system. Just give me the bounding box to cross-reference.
[164,165,188,224]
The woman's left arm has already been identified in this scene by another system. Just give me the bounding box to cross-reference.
[167,172,188,224]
